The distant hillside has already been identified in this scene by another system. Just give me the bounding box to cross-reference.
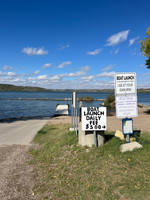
[0,84,48,92]
[0,84,114,92]
[0,84,150,93]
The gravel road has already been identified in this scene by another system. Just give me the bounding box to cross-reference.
[0,119,49,200]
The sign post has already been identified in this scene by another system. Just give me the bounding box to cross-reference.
[115,72,137,143]
[72,91,78,135]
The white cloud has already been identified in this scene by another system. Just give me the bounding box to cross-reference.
[32,70,40,75]
[102,65,114,72]
[106,30,130,46]
[87,48,102,55]
[97,71,115,78]
[37,75,48,80]
[22,47,48,55]
[55,61,72,69]
[60,71,86,77]
[114,48,119,54]
[79,65,90,72]
[68,71,86,77]
[41,63,52,69]
[49,75,62,82]
[129,36,140,46]
[81,76,94,82]
[58,44,70,51]
[94,81,114,88]
[2,65,13,70]
[7,72,16,76]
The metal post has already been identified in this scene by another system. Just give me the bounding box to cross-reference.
[79,101,82,122]
[94,131,98,147]
[71,105,73,128]
[74,107,75,131]
[126,134,130,143]
[76,108,78,135]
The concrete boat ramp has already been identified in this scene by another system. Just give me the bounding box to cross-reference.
[54,104,69,116]
[0,119,49,145]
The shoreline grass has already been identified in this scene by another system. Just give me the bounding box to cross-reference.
[29,124,150,200]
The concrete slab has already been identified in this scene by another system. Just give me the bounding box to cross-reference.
[0,119,49,145]
[55,105,69,116]
[120,142,142,153]
[78,122,105,147]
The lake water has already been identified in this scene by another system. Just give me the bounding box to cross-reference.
[0,91,150,120]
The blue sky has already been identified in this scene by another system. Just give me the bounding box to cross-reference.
[0,0,150,89]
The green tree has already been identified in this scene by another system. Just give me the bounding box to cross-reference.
[140,26,150,69]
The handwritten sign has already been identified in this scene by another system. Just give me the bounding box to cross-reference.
[82,107,107,131]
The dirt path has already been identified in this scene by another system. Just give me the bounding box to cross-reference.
[0,145,35,200]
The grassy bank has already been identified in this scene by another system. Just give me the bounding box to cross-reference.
[29,124,150,200]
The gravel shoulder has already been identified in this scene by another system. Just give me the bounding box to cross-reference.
[0,119,49,200]
[0,145,35,200]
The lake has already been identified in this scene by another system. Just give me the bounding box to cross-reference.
[0,91,150,120]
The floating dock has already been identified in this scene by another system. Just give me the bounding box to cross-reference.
[54,104,69,116]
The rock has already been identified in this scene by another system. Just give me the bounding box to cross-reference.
[120,142,142,152]
[130,137,136,142]
[138,104,143,108]
[69,127,78,131]
[115,130,124,140]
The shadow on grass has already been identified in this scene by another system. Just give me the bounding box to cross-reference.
[133,130,141,137]
[105,134,115,143]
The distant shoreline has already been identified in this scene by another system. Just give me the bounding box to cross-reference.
[0,83,150,93]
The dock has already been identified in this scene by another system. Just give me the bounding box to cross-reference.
[54,104,69,116]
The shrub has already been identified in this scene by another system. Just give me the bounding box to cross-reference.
[78,96,94,101]
[104,94,115,108]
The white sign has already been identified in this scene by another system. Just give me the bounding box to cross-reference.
[116,95,138,118]
[82,107,107,131]
[115,73,136,95]
[72,91,77,108]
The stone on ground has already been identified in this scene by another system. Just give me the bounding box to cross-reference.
[120,142,142,153]
[115,130,124,140]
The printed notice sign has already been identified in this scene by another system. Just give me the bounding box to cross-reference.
[115,73,136,95]
[82,107,107,131]
[122,119,133,135]
[116,95,138,118]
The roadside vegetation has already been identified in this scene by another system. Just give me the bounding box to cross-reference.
[78,96,94,101]
[29,124,150,200]
[104,94,115,108]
